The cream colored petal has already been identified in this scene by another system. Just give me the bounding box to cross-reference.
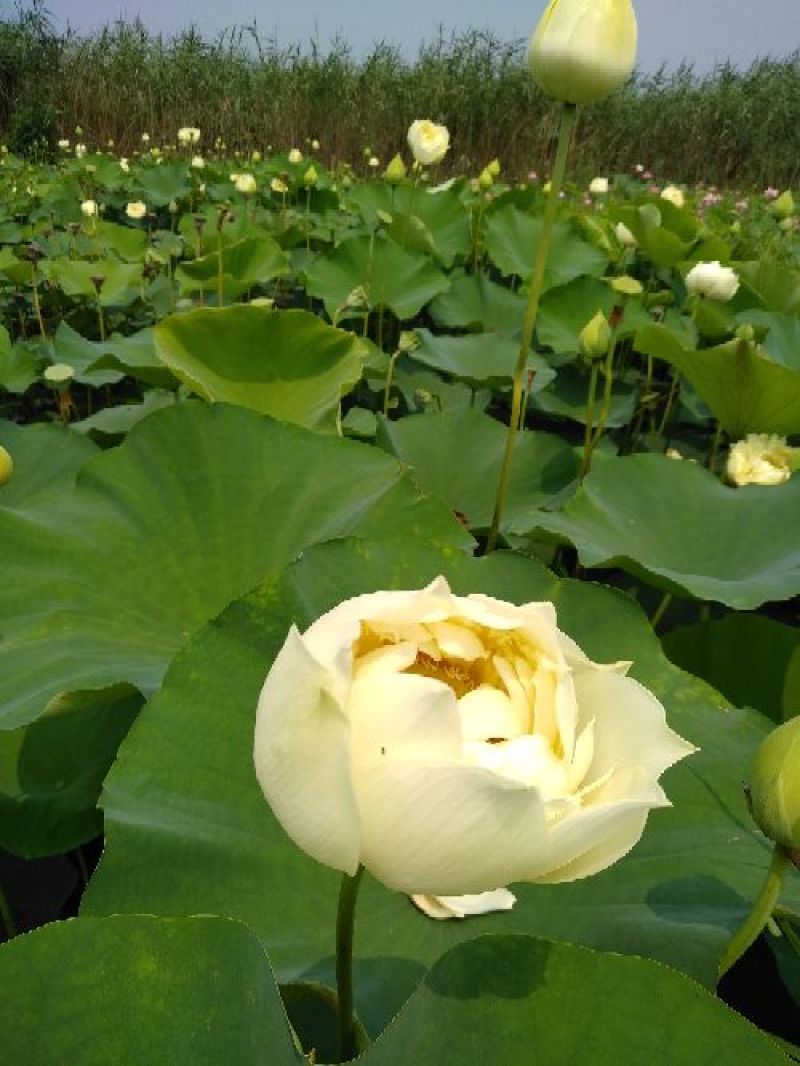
[411,888,517,920]
[570,666,697,783]
[467,735,570,796]
[493,656,533,733]
[458,686,525,742]
[354,759,548,895]
[428,620,487,661]
[348,670,463,764]
[528,803,652,884]
[354,641,418,678]
[254,627,361,875]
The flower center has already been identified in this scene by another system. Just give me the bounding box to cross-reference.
[406,651,483,699]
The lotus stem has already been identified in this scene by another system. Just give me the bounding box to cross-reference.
[336,864,364,1063]
[718,843,792,979]
[486,102,577,553]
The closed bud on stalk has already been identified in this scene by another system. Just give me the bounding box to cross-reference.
[771,190,795,220]
[779,217,795,233]
[303,165,318,187]
[528,0,637,105]
[478,167,493,189]
[487,158,501,177]
[749,717,800,851]
[0,444,12,486]
[385,153,407,185]
[579,309,612,359]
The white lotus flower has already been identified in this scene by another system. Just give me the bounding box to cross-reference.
[660,184,685,208]
[407,120,450,166]
[177,126,201,146]
[589,176,609,195]
[254,578,696,904]
[233,173,257,195]
[125,201,147,220]
[80,199,97,217]
[726,434,793,487]
[685,261,740,302]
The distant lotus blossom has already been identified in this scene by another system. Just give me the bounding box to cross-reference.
[735,200,749,212]
[634,163,645,174]
[702,192,722,207]
[528,171,539,182]
[642,170,652,181]
[764,187,780,200]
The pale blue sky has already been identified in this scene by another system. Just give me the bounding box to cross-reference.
[16,0,800,73]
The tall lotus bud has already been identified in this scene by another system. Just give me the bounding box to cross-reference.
[579,309,612,359]
[385,154,407,184]
[528,0,638,105]
[749,717,800,851]
[771,190,795,220]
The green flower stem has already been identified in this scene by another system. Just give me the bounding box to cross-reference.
[336,864,365,1063]
[582,361,600,463]
[486,102,577,553]
[718,843,792,980]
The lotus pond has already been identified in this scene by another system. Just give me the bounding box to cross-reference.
[0,134,799,1063]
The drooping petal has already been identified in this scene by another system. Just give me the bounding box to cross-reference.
[254,627,361,875]
[411,887,517,920]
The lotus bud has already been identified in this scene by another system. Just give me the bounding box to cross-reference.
[579,309,612,359]
[528,0,637,105]
[385,154,407,185]
[0,444,12,486]
[779,217,795,233]
[749,717,800,851]
[478,167,493,189]
[771,190,795,220]
[303,165,318,187]
[487,158,501,177]
[44,363,74,389]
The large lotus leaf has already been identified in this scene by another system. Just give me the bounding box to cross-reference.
[428,271,527,335]
[83,537,800,1036]
[734,308,800,371]
[50,321,124,386]
[0,684,143,857]
[538,276,652,356]
[524,453,800,608]
[154,307,364,432]
[0,402,470,730]
[349,183,470,267]
[635,323,800,437]
[175,235,290,298]
[44,258,142,307]
[532,363,636,427]
[134,161,193,207]
[94,220,149,262]
[0,419,97,510]
[663,614,800,724]
[304,234,450,321]
[361,936,786,1064]
[0,915,302,1065]
[735,260,800,314]
[408,329,555,390]
[484,206,608,289]
[375,409,578,531]
[0,337,40,393]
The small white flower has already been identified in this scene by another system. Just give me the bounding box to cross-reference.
[660,184,685,208]
[74,143,86,159]
[125,201,147,220]
[80,199,98,218]
[407,119,450,166]
[589,176,609,195]
[368,156,380,168]
[177,126,201,145]
[288,148,303,164]
[234,172,257,195]
[191,155,205,169]
[727,434,794,487]
[57,138,70,150]
[119,157,130,172]
[685,261,739,302]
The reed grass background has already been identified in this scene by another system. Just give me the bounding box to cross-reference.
[1,3,798,187]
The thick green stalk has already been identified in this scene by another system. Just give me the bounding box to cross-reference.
[718,843,792,979]
[486,103,577,553]
[336,865,365,1063]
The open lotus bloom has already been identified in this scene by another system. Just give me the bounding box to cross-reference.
[254,578,696,906]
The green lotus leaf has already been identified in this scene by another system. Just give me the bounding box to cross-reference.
[524,453,800,608]
[154,306,364,432]
[485,205,608,289]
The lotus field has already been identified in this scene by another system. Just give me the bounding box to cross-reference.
[1,10,800,1062]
